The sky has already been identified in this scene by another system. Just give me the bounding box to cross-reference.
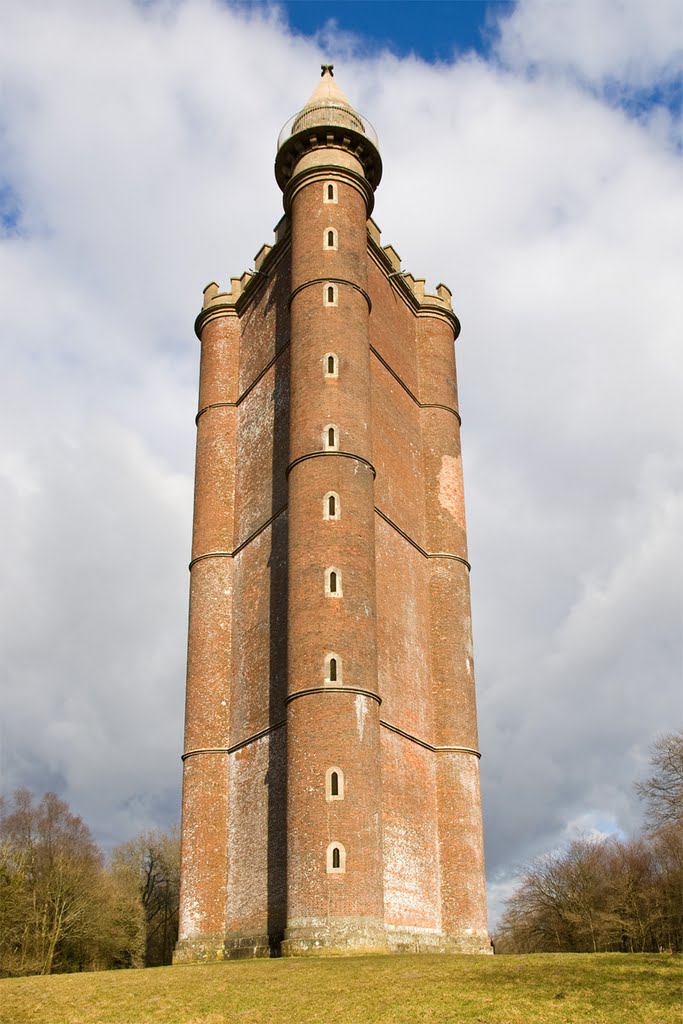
[0,0,681,930]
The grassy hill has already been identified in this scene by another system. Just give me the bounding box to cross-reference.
[1,952,680,1024]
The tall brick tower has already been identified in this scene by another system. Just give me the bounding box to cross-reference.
[175,68,489,961]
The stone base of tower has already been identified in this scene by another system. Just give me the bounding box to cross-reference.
[223,931,283,959]
[174,932,283,963]
[281,917,389,957]
[173,934,227,964]
[174,925,492,962]
[385,926,493,956]
[280,920,492,957]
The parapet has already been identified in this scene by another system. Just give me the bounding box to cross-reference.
[195,213,456,336]
[367,217,455,316]
[196,218,291,334]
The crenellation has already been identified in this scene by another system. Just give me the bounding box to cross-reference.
[436,283,452,304]
[239,270,254,292]
[367,217,381,245]
[202,281,220,304]
[274,215,289,243]
[253,244,272,270]
[382,243,401,270]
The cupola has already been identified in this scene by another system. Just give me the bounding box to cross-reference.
[275,66,382,192]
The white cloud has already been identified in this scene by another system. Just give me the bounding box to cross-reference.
[494,0,683,91]
[0,0,681,924]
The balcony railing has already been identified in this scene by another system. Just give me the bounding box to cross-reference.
[277,104,379,151]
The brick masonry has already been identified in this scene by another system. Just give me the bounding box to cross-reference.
[174,73,490,962]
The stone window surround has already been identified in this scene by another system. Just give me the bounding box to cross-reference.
[323,423,339,451]
[323,351,339,378]
[323,490,341,521]
[325,766,345,801]
[324,567,342,597]
[324,651,342,684]
[326,841,346,873]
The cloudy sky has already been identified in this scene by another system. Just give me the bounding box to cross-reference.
[1,0,681,928]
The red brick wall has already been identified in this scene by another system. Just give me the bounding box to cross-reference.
[381,731,440,930]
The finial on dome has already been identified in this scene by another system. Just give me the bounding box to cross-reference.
[321,64,334,77]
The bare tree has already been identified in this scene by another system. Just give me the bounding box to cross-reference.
[496,836,612,954]
[635,730,683,832]
[0,790,143,976]
[111,826,180,966]
[497,738,683,958]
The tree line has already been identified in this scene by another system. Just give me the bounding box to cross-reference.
[0,791,180,976]
[496,731,683,954]
[2,731,679,972]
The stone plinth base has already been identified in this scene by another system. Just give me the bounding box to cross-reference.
[224,932,282,959]
[386,926,493,955]
[281,916,389,957]
[175,924,493,962]
[173,935,226,964]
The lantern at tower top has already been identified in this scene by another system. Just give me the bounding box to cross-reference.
[275,66,382,192]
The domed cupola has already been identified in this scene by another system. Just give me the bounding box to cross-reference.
[275,65,382,192]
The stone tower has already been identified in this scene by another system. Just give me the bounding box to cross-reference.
[175,68,489,961]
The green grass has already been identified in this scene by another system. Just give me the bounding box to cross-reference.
[1,953,680,1024]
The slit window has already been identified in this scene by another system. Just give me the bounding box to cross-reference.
[323,352,338,378]
[324,182,337,204]
[323,228,338,251]
[324,652,342,684]
[323,424,339,451]
[324,283,337,306]
[323,491,341,521]
[327,842,346,872]
[325,567,342,597]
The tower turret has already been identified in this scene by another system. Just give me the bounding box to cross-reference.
[278,66,387,955]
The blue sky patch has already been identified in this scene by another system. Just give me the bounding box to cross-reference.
[264,0,509,62]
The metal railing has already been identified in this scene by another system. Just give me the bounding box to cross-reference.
[277,103,379,151]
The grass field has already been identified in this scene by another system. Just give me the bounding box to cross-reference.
[1,953,680,1024]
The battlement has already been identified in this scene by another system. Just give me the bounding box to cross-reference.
[367,217,454,312]
[200,214,452,320]
[200,216,290,312]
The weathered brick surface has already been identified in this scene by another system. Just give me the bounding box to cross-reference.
[381,731,440,930]
[237,258,291,394]
[371,359,425,546]
[375,520,432,737]
[436,752,489,950]
[368,258,420,396]
[226,730,286,939]
[176,82,490,961]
